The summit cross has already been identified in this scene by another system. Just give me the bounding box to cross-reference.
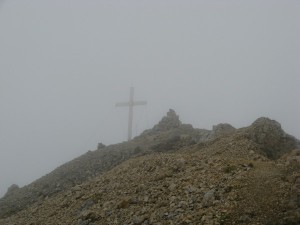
[116,87,147,141]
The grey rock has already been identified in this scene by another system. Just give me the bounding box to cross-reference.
[132,215,146,225]
[79,199,95,211]
[239,214,251,222]
[152,109,182,132]
[202,189,216,207]
[249,117,300,159]
[97,143,106,150]
[212,123,236,138]
[4,184,19,197]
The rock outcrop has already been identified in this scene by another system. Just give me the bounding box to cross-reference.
[211,123,236,138]
[247,117,300,159]
[4,184,19,197]
[152,109,182,132]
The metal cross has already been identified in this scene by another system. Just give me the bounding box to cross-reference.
[116,87,147,140]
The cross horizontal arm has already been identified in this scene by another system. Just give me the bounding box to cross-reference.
[116,101,147,107]
[116,102,130,107]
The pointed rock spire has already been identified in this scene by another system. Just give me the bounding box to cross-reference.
[152,109,182,132]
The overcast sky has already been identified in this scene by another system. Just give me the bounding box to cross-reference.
[0,0,299,197]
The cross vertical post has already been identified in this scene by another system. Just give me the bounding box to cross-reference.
[128,87,134,141]
[116,87,147,141]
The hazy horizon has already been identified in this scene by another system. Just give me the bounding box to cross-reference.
[1,0,299,197]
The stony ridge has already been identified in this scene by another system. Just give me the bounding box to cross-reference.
[0,110,204,218]
[1,128,299,225]
[0,110,299,224]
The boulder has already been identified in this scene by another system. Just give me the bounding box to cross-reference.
[248,117,299,159]
[211,123,236,138]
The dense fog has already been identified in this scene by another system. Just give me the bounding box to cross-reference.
[0,0,299,197]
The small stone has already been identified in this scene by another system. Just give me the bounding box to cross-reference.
[117,198,130,209]
[78,210,97,221]
[202,189,216,207]
[133,215,146,225]
[170,196,177,202]
[239,214,251,222]
[144,196,149,203]
[72,185,82,192]
[168,183,176,191]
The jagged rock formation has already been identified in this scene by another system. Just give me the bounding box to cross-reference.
[3,184,19,198]
[246,117,300,159]
[0,110,299,225]
[97,143,106,150]
[152,109,182,132]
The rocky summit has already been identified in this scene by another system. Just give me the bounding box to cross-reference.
[0,110,300,225]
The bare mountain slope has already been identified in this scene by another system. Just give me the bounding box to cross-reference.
[0,110,216,218]
[0,110,299,225]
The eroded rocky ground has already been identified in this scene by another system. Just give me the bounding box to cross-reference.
[0,110,299,225]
